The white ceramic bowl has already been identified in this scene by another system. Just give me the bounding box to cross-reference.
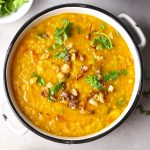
[3,4,146,144]
[0,0,33,24]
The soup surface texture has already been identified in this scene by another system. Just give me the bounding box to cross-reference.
[11,13,135,137]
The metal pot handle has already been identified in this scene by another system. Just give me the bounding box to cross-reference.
[1,101,28,135]
[118,13,146,49]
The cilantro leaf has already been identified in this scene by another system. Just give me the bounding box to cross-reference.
[85,75,103,90]
[54,48,70,61]
[92,35,113,50]
[103,70,127,81]
[50,19,73,50]
[0,0,28,16]
[50,82,64,96]
[99,24,106,30]
[32,72,46,86]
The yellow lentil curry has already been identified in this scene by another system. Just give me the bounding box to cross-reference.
[11,13,135,137]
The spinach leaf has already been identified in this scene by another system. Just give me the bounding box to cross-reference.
[103,70,127,81]
[85,75,103,90]
[32,72,46,86]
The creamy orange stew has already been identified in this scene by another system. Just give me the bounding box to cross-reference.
[11,13,134,137]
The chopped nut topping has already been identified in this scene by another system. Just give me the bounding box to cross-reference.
[61,91,70,101]
[97,74,102,80]
[80,65,89,73]
[108,85,114,92]
[40,53,49,59]
[69,49,77,54]
[79,54,85,61]
[61,64,71,74]
[76,74,83,80]
[66,43,73,50]
[30,77,37,85]
[53,64,60,73]
[57,72,65,82]
[80,107,85,114]
[86,33,91,40]
[68,99,77,110]
[89,98,98,106]
[41,88,48,97]
[71,89,78,97]
[71,53,76,61]
[93,92,104,103]
[46,82,53,89]
[93,52,103,61]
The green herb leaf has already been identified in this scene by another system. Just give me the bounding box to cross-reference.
[50,82,64,96]
[103,70,127,81]
[99,24,106,30]
[50,19,73,50]
[92,35,113,50]
[32,72,46,86]
[0,0,28,16]
[85,75,103,90]
[76,26,82,34]
[54,48,69,61]
[136,105,150,115]
[48,88,55,102]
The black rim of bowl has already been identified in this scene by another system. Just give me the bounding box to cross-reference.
[3,3,143,144]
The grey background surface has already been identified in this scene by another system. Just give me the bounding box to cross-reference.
[0,0,150,149]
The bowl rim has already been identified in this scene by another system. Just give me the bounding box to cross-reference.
[3,3,143,144]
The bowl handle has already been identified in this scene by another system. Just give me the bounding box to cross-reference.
[118,13,146,49]
[1,101,28,135]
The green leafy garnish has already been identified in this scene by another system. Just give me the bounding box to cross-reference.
[136,105,150,115]
[76,26,82,34]
[103,70,127,81]
[50,82,64,96]
[99,24,106,30]
[53,48,69,61]
[47,82,64,102]
[0,0,28,16]
[85,75,103,90]
[91,35,113,50]
[50,19,73,50]
[32,72,46,86]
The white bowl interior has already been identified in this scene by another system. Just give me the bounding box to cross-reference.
[6,6,141,141]
[0,0,33,24]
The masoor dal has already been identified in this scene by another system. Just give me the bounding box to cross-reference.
[11,13,135,137]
